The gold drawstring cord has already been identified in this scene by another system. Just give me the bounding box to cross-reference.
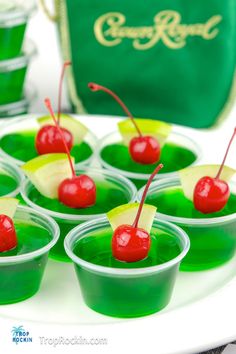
[39,0,58,22]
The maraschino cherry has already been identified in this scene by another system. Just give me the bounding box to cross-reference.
[44,98,96,208]
[35,61,73,155]
[194,128,236,214]
[88,83,160,165]
[112,164,163,262]
[0,214,17,253]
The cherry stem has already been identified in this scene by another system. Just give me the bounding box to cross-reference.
[44,98,76,178]
[88,82,142,137]
[132,164,164,228]
[215,127,236,179]
[57,61,71,124]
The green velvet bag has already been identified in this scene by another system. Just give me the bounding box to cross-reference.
[46,0,236,128]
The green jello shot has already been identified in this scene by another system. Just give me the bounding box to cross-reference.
[21,168,137,262]
[98,131,201,189]
[0,159,23,197]
[64,216,189,318]
[137,177,236,271]
[0,40,36,105]
[0,0,36,60]
[0,114,96,166]
[0,205,59,304]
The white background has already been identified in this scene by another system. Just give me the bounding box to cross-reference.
[1,2,236,354]
[27,1,70,113]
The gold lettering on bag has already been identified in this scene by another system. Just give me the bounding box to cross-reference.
[94,11,222,50]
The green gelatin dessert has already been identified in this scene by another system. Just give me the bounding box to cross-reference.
[0,40,36,105]
[0,0,35,60]
[146,183,236,270]
[90,84,199,189]
[138,161,236,271]
[0,200,59,304]
[0,221,51,304]
[72,224,184,317]
[0,160,23,197]
[21,155,136,262]
[135,126,236,271]
[0,66,27,104]
[0,23,26,60]
[148,186,236,220]
[0,172,17,196]
[73,228,181,268]
[27,177,135,262]
[101,140,197,188]
[99,130,200,189]
[65,216,189,318]
[65,165,189,318]
[0,129,93,165]
[0,114,96,166]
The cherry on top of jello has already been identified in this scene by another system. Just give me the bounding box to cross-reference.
[35,61,73,155]
[0,198,19,253]
[0,214,17,253]
[112,164,163,263]
[44,98,96,209]
[88,82,161,165]
[194,128,236,214]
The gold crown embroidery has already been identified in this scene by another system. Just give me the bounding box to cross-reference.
[94,11,222,50]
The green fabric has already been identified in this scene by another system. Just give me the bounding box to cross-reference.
[57,0,236,128]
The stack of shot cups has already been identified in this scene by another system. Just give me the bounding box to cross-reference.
[0,0,37,119]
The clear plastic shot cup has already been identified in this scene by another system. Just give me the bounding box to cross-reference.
[137,177,236,271]
[0,205,59,304]
[0,113,97,166]
[0,159,24,197]
[64,216,189,318]
[97,130,202,189]
[0,40,36,105]
[21,168,137,262]
[0,0,36,60]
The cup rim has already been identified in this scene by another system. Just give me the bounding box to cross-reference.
[74,130,97,168]
[97,130,202,180]
[64,216,190,276]
[0,0,36,27]
[0,205,60,264]
[137,176,236,226]
[0,159,24,197]
[21,168,137,221]
[0,39,37,72]
[0,113,97,166]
